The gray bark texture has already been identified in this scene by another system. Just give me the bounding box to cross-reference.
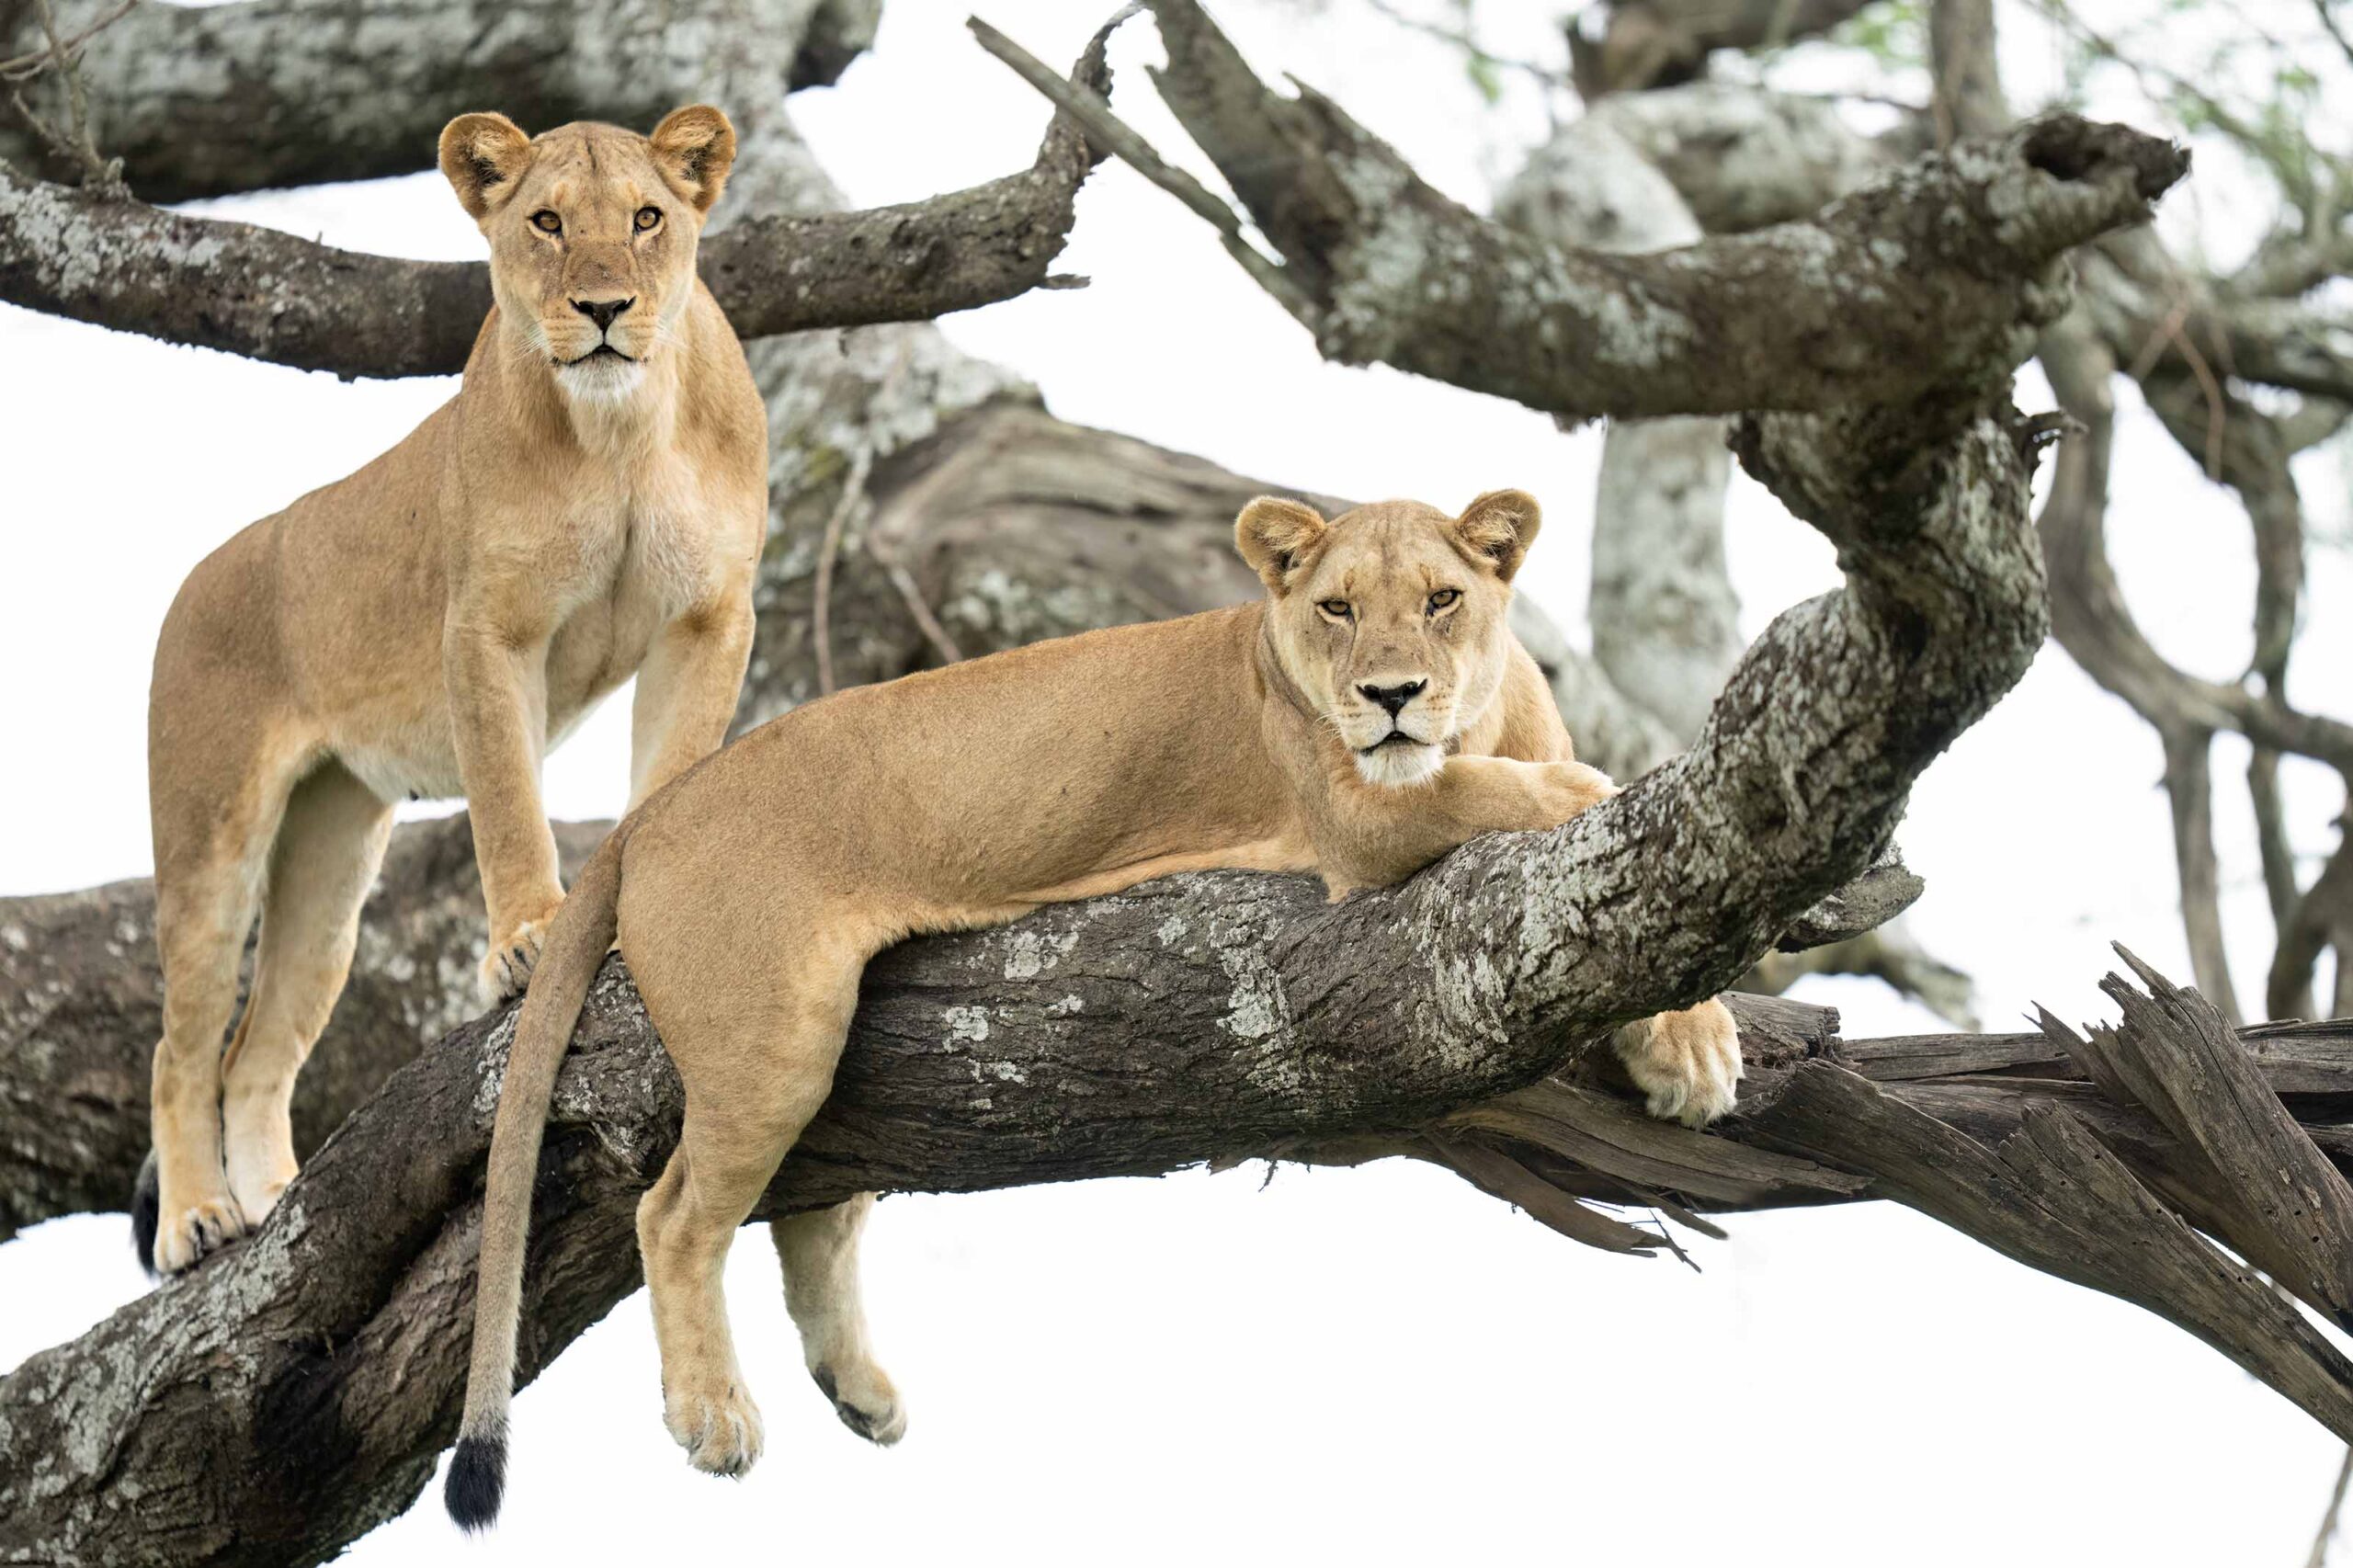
[0,0,877,199]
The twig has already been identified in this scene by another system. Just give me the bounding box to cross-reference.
[811,445,874,699]
[865,534,966,667]
[2312,1447,2353,1568]
[0,0,137,77]
[2313,0,2353,75]
[1359,0,1570,90]
[3,0,129,195]
[967,13,1321,323]
[2250,749,2314,1017]
[2161,727,2245,1026]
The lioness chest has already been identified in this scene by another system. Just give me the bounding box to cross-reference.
[327,440,745,803]
[538,449,735,728]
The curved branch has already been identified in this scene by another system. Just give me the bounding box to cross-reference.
[1111,0,2187,419]
[0,29,1108,378]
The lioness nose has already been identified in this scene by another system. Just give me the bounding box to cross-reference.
[573,297,635,332]
[1358,680,1426,717]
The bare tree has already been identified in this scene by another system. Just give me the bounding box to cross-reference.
[1,1,2349,1562]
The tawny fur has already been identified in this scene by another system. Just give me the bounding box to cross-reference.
[142,106,767,1276]
[449,492,1742,1524]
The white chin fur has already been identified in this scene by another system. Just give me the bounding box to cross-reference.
[557,355,647,407]
[1354,741,1445,788]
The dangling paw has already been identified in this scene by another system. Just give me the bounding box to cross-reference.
[813,1359,907,1447]
[1614,1000,1742,1128]
[666,1378,766,1477]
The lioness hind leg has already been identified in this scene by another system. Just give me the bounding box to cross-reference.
[634,957,861,1478]
[773,1192,904,1446]
[147,734,307,1275]
[220,761,393,1223]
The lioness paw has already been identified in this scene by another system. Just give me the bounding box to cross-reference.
[1540,760,1620,824]
[814,1362,907,1448]
[666,1381,766,1477]
[479,906,561,1004]
[153,1193,250,1275]
[1614,1001,1742,1128]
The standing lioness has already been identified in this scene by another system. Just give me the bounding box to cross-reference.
[138,106,767,1276]
[445,490,1741,1528]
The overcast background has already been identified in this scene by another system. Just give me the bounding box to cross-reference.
[4,1,2350,1562]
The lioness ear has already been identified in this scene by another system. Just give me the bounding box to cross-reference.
[1455,489,1541,581]
[438,112,533,222]
[650,105,737,215]
[1235,497,1328,594]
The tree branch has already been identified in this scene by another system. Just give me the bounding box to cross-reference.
[0,22,1111,378]
[1567,0,1880,97]
[0,0,880,200]
[1097,0,2187,420]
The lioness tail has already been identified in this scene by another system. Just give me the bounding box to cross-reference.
[445,823,630,1533]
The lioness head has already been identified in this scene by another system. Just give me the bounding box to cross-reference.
[1238,491,1540,788]
[438,105,736,401]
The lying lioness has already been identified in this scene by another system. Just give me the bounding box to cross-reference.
[135,106,767,1275]
[445,488,1741,1528]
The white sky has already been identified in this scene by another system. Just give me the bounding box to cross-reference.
[3,1,2351,1562]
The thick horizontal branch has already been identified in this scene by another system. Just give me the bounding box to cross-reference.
[0,0,877,201]
[1107,0,2185,419]
[0,27,1108,378]
[0,802,1910,1242]
[11,916,2353,1564]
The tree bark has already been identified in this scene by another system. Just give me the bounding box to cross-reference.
[0,0,878,199]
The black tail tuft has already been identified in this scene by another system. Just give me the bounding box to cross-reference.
[445,1433,507,1532]
[131,1149,160,1278]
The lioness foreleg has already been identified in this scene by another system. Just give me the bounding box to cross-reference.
[1612,1001,1743,1128]
[1336,756,1744,1125]
[444,619,566,1001]
[773,1193,905,1446]
[1322,755,1619,893]
[627,594,755,809]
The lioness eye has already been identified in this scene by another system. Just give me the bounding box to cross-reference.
[635,205,662,232]
[1427,588,1461,612]
[1317,598,1352,619]
[530,210,562,234]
